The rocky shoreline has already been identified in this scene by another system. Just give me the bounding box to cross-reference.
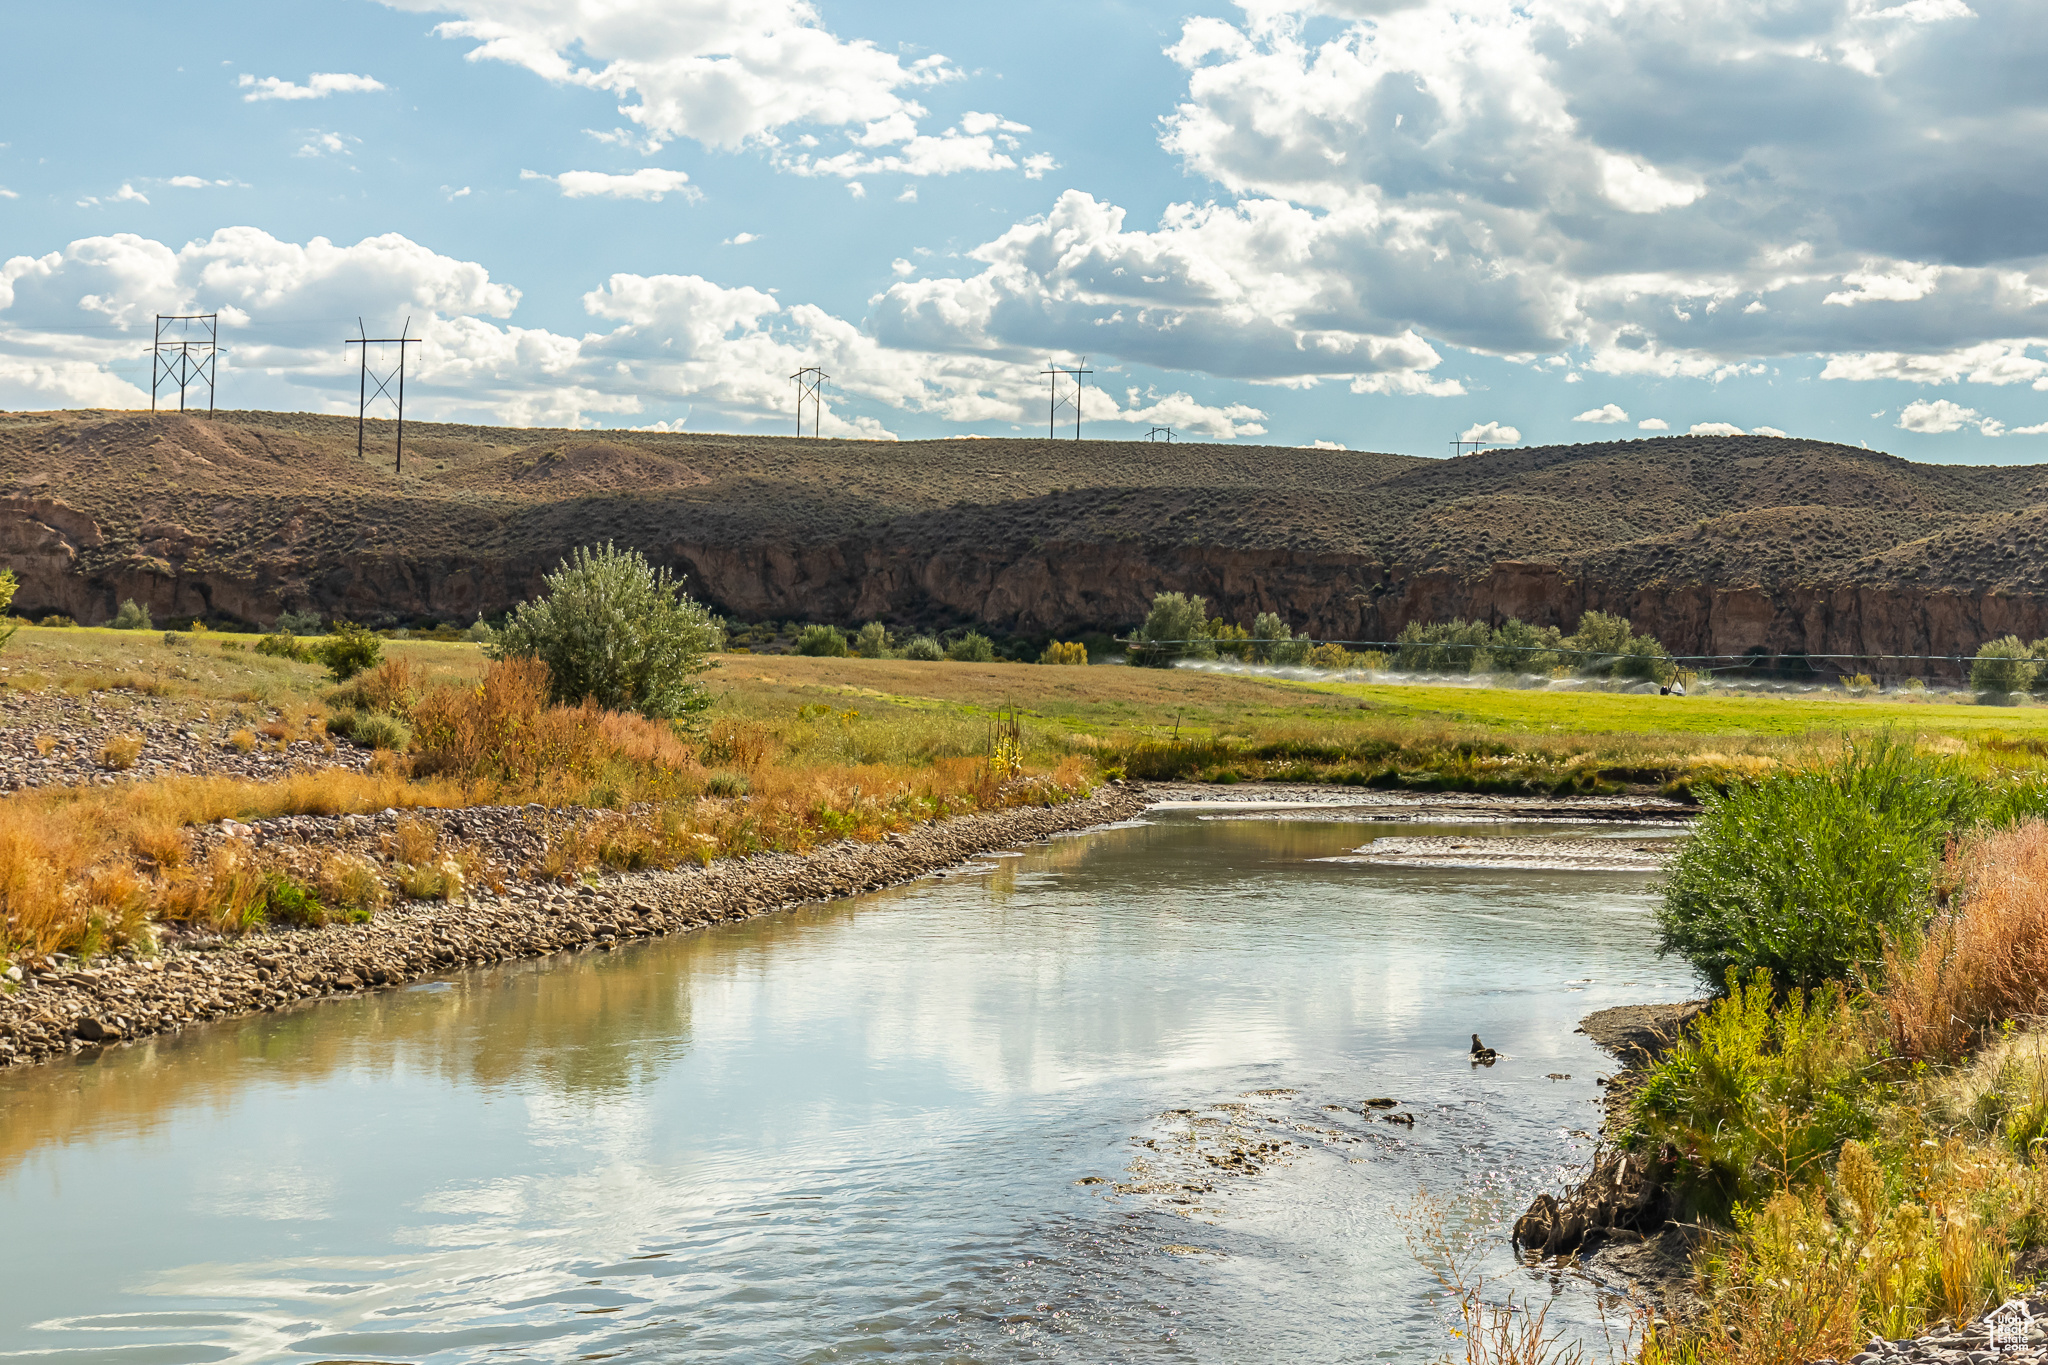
[0,784,1153,1069]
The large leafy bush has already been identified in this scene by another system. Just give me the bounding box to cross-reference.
[1657,736,1979,990]
[491,542,720,721]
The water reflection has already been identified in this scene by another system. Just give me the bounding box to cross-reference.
[0,812,1696,1363]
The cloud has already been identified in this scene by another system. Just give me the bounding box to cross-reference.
[379,0,1036,179]
[521,167,696,201]
[1307,439,1347,449]
[294,132,358,158]
[847,181,866,199]
[2011,422,2048,436]
[1459,421,1519,444]
[724,233,759,246]
[896,185,917,203]
[1638,418,1669,431]
[1132,0,2048,384]
[238,72,385,102]
[76,184,150,208]
[1573,403,1628,424]
[1897,398,2005,435]
[869,189,1463,389]
[0,226,1273,439]
[1751,426,1789,438]
[166,176,243,189]
[1690,422,1746,436]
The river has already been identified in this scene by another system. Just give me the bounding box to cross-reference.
[0,803,1698,1363]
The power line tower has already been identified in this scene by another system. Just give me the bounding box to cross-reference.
[790,365,829,437]
[151,313,219,414]
[1041,357,1092,439]
[1147,425,1173,443]
[1449,431,1501,457]
[345,318,423,475]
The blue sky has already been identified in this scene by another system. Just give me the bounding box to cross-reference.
[4,0,2047,460]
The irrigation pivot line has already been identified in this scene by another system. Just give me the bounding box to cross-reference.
[1041,358,1092,439]
[791,365,829,437]
[345,318,422,475]
[151,313,219,414]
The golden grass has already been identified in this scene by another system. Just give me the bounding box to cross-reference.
[1881,821,2048,1061]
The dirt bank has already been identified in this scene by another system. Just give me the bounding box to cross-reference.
[0,784,1153,1069]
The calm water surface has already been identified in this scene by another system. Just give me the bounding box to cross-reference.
[0,809,1697,1363]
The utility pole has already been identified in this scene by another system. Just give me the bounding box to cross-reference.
[1040,357,1092,439]
[151,313,219,414]
[1147,425,1173,443]
[791,366,828,437]
[344,318,422,474]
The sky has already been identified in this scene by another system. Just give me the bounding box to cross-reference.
[3,0,2047,461]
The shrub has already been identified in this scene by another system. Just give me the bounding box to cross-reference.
[1129,592,1215,667]
[315,853,384,919]
[312,622,384,681]
[1567,610,1674,683]
[410,657,694,785]
[1209,620,1253,661]
[336,711,412,751]
[1626,969,1872,1224]
[491,542,720,721]
[1306,642,1354,669]
[255,632,307,661]
[41,615,77,628]
[328,658,420,716]
[463,618,494,643]
[1881,822,2048,1060]
[111,598,152,630]
[704,771,751,798]
[1971,635,2037,701]
[97,735,144,770]
[947,632,995,663]
[262,873,329,928]
[797,624,850,657]
[1039,640,1087,665]
[276,609,324,635]
[854,622,891,658]
[227,728,258,753]
[1250,612,1309,665]
[1657,736,1981,991]
[899,635,944,661]
[1394,618,1494,672]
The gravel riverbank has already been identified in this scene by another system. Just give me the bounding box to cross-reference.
[0,784,1153,1069]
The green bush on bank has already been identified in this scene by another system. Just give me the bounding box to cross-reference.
[491,542,721,721]
[797,624,850,657]
[1657,736,1985,991]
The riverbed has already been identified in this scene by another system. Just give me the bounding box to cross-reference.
[0,804,1697,1362]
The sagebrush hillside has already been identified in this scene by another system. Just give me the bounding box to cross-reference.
[2,408,2046,668]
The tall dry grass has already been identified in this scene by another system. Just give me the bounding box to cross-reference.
[1880,820,2048,1061]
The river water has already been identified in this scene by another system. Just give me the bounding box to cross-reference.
[0,805,1697,1364]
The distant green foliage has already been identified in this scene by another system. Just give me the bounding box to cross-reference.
[1250,611,1310,665]
[1625,970,1873,1224]
[255,632,307,661]
[490,542,720,720]
[276,609,324,635]
[946,631,995,662]
[1971,635,2038,699]
[854,622,891,658]
[1130,592,1216,667]
[312,622,384,681]
[1569,610,1674,682]
[111,598,153,630]
[1039,640,1087,665]
[797,624,850,657]
[899,635,944,661]
[1389,610,1672,681]
[463,618,494,644]
[1657,736,1984,991]
[334,709,411,751]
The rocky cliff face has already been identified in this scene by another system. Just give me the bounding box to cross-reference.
[4,409,2046,678]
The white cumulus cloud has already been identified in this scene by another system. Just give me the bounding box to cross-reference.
[1637,418,1669,431]
[238,72,385,102]
[1690,423,1746,436]
[1573,403,1628,424]
[521,167,696,201]
[378,0,1037,179]
[1459,421,1519,444]
[1897,398,2005,435]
